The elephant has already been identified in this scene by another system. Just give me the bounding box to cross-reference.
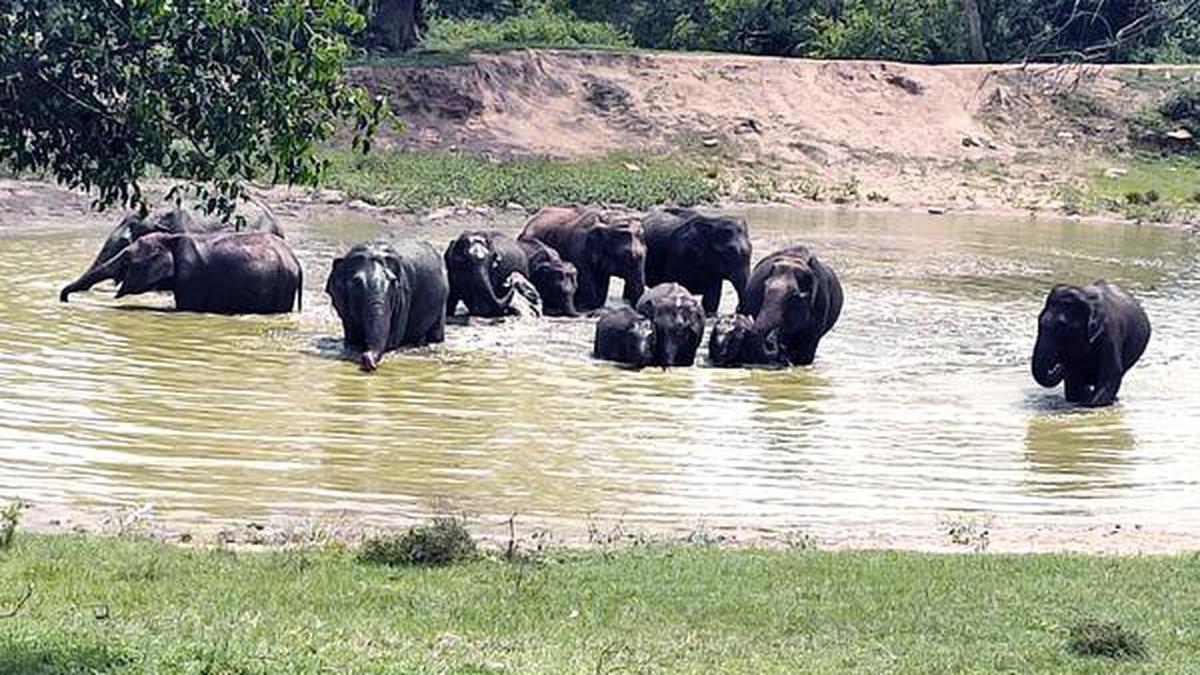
[444,231,536,318]
[326,240,449,372]
[59,232,302,314]
[519,206,646,313]
[738,245,843,367]
[636,283,706,367]
[707,314,775,368]
[593,306,656,368]
[517,238,579,317]
[1031,281,1151,408]
[76,208,284,293]
[642,207,751,315]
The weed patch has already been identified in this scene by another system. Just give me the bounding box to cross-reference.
[1068,619,1148,660]
[357,518,476,568]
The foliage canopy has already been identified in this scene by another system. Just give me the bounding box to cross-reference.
[0,0,386,217]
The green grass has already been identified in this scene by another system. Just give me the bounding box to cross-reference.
[1057,155,1200,222]
[322,148,723,210]
[4,534,1200,673]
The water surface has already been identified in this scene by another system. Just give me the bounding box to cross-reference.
[1,208,1197,536]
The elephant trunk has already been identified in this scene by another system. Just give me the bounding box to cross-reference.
[360,298,391,373]
[1031,332,1065,387]
[729,266,750,307]
[752,300,784,346]
[469,263,513,317]
[622,264,646,305]
[60,251,127,302]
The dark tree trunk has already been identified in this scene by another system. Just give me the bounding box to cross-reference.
[373,0,423,52]
[961,0,989,62]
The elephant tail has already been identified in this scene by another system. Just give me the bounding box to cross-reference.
[295,266,304,313]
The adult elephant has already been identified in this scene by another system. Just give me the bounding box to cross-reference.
[444,230,534,318]
[519,206,645,313]
[1031,281,1151,408]
[642,207,751,315]
[326,240,448,372]
[59,232,302,314]
[517,239,578,317]
[75,209,284,293]
[636,283,706,367]
[738,245,843,367]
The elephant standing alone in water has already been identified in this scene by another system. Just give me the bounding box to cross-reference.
[1031,281,1151,408]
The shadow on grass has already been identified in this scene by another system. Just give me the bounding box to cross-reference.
[0,640,128,674]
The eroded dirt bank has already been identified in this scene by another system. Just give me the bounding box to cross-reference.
[351,49,1197,216]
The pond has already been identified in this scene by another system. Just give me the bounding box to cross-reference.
[1,207,1197,539]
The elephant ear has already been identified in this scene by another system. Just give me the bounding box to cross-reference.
[586,226,608,263]
[1086,295,1106,343]
[325,257,346,296]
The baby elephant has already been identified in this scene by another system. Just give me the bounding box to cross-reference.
[636,283,706,367]
[593,306,656,368]
[1031,281,1151,407]
[59,232,302,314]
[326,241,449,372]
[708,314,774,367]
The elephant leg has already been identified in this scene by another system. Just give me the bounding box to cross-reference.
[702,282,722,316]
[426,317,445,344]
[1084,354,1126,408]
[786,339,819,367]
[1063,377,1092,404]
[446,290,461,317]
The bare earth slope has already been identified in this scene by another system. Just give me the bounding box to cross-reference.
[351,49,1194,213]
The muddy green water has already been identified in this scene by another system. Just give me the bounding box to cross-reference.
[1,209,1197,536]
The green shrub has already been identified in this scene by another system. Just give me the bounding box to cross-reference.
[357,518,477,567]
[425,6,630,51]
[1067,620,1148,660]
[1131,85,1200,153]
[803,0,965,63]
[0,501,22,550]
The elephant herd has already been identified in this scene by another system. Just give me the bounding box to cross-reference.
[58,205,1152,408]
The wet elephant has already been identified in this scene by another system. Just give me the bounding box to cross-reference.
[517,238,579,317]
[593,305,656,368]
[642,207,751,315]
[707,313,774,368]
[60,232,302,314]
[444,230,535,318]
[1031,281,1151,408]
[75,209,284,292]
[738,245,843,367]
[326,240,449,372]
[636,283,706,367]
[519,206,646,313]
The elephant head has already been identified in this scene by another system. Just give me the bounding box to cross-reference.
[637,284,705,367]
[595,306,656,368]
[77,210,194,289]
[709,313,773,367]
[752,259,823,357]
[672,209,752,302]
[529,258,578,317]
[444,232,513,316]
[326,244,411,372]
[60,232,187,302]
[1032,285,1105,387]
[589,222,646,304]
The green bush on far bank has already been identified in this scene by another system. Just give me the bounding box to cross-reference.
[322,148,722,210]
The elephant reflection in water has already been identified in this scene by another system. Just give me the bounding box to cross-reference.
[1023,409,1137,497]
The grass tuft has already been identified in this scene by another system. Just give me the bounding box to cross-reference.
[1,500,22,550]
[357,518,477,568]
[1067,619,1149,660]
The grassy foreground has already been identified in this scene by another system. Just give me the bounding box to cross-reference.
[2,535,1200,673]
